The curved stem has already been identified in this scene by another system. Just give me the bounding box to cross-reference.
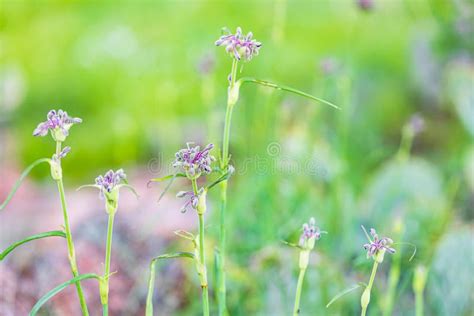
[293,268,307,315]
[102,211,116,316]
[361,261,379,316]
[55,148,89,315]
[217,58,238,316]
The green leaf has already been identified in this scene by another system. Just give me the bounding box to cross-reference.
[146,252,195,316]
[148,173,186,204]
[119,184,140,199]
[149,173,186,182]
[239,77,340,110]
[206,169,234,190]
[29,273,101,316]
[1,158,51,210]
[1,230,66,261]
[326,283,365,308]
[174,230,195,241]
[281,240,303,250]
[76,184,100,191]
[392,242,417,261]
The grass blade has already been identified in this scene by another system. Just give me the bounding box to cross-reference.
[239,77,340,110]
[146,252,195,316]
[1,230,66,260]
[326,283,365,308]
[1,158,51,210]
[29,273,101,316]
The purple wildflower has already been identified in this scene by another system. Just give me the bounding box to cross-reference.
[363,228,395,258]
[215,27,262,61]
[357,0,374,11]
[299,217,322,249]
[95,169,127,199]
[407,113,425,135]
[33,109,82,140]
[173,143,215,178]
[176,190,200,213]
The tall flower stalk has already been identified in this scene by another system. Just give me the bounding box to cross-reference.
[360,227,395,316]
[215,26,338,315]
[77,169,137,316]
[291,218,323,316]
[35,110,90,315]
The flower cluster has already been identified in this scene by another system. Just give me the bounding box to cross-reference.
[95,169,127,199]
[173,143,215,178]
[363,228,395,259]
[299,217,322,250]
[33,109,82,141]
[215,27,262,61]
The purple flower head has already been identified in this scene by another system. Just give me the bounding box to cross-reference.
[299,217,322,250]
[52,146,71,162]
[215,27,262,61]
[363,228,395,259]
[176,190,200,213]
[357,0,374,11]
[173,143,215,179]
[33,109,82,141]
[407,113,425,135]
[95,169,127,199]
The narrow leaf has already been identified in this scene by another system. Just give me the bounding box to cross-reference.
[119,184,140,199]
[30,273,101,316]
[146,252,194,316]
[361,225,372,243]
[239,77,340,110]
[174,230,195,241]
[392,242,417,261]
[148,173,186,204]
[206,169,234,190]
[148,173,186,183]
[326,283,365,308]
[76,184,100,191]
[1,158,51,210]
[1,230,66,260]
[281,240,303,250]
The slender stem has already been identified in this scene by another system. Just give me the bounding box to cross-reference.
[292,268,307,316]
[415,289,424,316]
[192,178,209,316]
[217,58,238,316]
[361,261,379,316]
[145,260,157,316]
[55,142,89,316]
[102,211,116,316]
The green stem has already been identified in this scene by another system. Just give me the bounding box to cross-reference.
[415,290,424,316]
[293,268,307,316]
[217,58,238,316]
[361,261,379,316]
[192,178,209,316]
[102,211,116,316]
[55,143,89,316]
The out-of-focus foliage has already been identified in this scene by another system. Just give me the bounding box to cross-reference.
[0,0,473,315]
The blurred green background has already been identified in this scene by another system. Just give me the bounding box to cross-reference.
[1,0,473,315]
